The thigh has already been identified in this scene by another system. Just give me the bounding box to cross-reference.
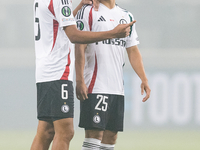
[79,94,124,131]
[37,80,74,121]
[106,95,124,132]
[79,94,109,130]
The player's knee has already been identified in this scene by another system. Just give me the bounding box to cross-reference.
[102,131,118,144]
[44,128,55,141]
[102,136,117,145]
[58,128,74,142]
[37,127,55,142]
[66,128,74,141]
[85,130,103,141]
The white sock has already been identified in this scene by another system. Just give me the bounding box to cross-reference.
[81,138,101,150]
[100,143,115,150]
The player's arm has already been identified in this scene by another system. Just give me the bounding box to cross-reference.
[73,0,92,17]
[126,45,151,102]
[73,0,100,16]
[75,44,88,101]
[64,21,135,44]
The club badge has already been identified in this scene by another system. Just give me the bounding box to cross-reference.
[93,115,101,124]
[61,105,69,113]
[76,21,84,31]
[61,6,71,17]
[119,19,127,24]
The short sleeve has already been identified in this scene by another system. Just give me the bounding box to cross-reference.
[75,5,92,32]
[54,0,76,27]
[126,12,140,48]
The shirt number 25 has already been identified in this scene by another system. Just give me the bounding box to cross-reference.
[95,95,108,112]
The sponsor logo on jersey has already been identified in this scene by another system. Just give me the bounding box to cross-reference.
[96,38,126,47]
[93,115,101,124]
[119,19,127,24]
[61,104,69,113]
[76,20,84,30]
[61,6,71,17]
[62,18,75,22]
[98,16,106,22]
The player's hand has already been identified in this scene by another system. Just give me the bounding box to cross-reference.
[93,0,100,11]
[81,0,92,5]
[76,81,88,101]
[80,0,100,9]
[141,81,151,102]
[112,20,136,38]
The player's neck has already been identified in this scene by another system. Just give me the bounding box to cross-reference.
[101,0,115,9]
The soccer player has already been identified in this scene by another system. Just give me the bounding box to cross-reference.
[75,0,151,149]
[31,0,134,150]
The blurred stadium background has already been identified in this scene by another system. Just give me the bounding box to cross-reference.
[0,0,200,149]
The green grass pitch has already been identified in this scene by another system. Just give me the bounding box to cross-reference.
[0,129,200,150]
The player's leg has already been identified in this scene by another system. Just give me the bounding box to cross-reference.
[82,129,104,150]
[79,94,108,150]
[100,95,124,150]
[30,120,54,150]
[100,130,118,150]
[51,118,74,150]
[33,80,74,150]
[50,80,74,150]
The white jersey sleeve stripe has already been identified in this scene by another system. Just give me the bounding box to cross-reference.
[88,54,98,93]
[76,4,90,19]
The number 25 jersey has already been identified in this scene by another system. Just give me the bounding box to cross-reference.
[76,4,140,96]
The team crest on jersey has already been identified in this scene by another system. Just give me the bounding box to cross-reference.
[76,21,84,30]
[119,19,127,24]
[61,6,71,17]
[61,104,69,113]
[93,115,101,124]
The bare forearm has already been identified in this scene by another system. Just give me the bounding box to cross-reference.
[127,46,151,102]
[127,47,148,82]
[75,31,115,44]
[75,44,86,82]
[64,23,131,44]
[67,26,114,44]
[132,57,147,82]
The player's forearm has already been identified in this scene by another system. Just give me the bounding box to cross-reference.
[132,59,148,83]
[75,44,86,83]
[127,47,148,82]
[65,23,131,44]
[71,30,115,44]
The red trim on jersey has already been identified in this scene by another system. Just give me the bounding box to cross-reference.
[60,48,71,80]
[48,0,55,16]
[51,19,59,51]
[89,7,93,31]
[88,54,98,93]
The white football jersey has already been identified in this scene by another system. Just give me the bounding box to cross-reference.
[76,4,139,95]
[34,0,76,83]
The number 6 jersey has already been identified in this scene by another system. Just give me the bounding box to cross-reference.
[34,0,76,83]
[76,3,140,96]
